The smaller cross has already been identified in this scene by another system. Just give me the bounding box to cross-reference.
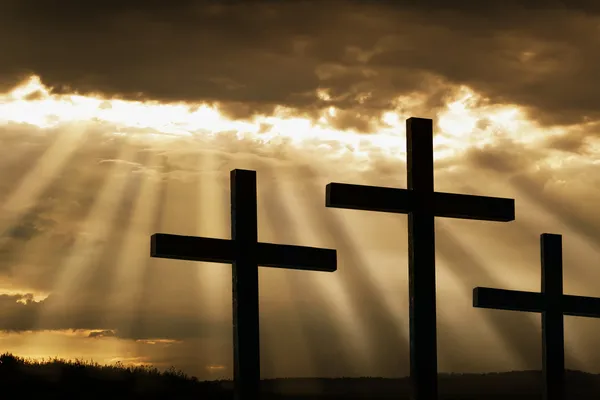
[473,233,600,400]
[151,169,337,400]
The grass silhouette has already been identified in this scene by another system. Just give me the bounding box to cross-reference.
[0,352,227,399]
[1,352,600,399]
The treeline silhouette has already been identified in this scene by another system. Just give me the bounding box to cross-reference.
[1,352,599,399]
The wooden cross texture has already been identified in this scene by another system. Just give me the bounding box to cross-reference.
[150,169,337,400]
[474,233,600,400]
[325,117,516,400]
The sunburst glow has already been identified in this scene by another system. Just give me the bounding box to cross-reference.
[0,76,561,166]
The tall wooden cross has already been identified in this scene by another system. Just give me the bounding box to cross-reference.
[325,117,515,400]
[474,233,600,400]
[150,169,337,400]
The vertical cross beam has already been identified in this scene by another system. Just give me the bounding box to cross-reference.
[407,118,438,400]
[541,233,565,400]
[326,117,515,400]
[152,169,337,400]
[474,233,600,400]
[231,169,260,400]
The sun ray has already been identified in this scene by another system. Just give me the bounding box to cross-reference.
[35,138,138,330]
[132,146,232,376]
[326,202,411,372]
[99,150,164,353]
[434,253,519,373]
[275,166,374,377]
[193,150,230,317]
[120,157,170,345]
[0,137,120,301]
[191,151,232,376]
[252,162,320,379]
[436,221,538,372]
[146,156,200,310]
[294,165,415,377]
[0,126,87,241]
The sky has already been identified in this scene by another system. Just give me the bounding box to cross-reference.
[1,0,600,381]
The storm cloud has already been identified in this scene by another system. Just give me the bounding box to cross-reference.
[2,0,600,130]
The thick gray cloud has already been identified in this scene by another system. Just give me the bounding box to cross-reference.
[0,291,232,341]
[88,330,116,338]
[2,1,600,131]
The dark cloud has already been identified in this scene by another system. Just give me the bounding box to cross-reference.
[5,213,53,241]
[0,294,43,331]
[88,329,116,338]
[462,141,541,174]
[0,291,232,341]
[1,1,599,131]
[463,142,600,257]
[542,123,600,153]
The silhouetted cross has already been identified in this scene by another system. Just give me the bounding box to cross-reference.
[325,117,515,400]
[151,169,337,400]
[474,233,600,400]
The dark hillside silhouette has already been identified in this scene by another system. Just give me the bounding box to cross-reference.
[0,352,226,399]
[2,353,600,399]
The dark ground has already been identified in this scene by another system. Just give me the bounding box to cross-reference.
[1,353,599,399]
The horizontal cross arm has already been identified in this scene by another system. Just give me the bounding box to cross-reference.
[151,234,337,271]
[326,183,514,222]
[257,242,337,272]
[434,192,515,222]
[473,287,545,313]
[326,183,411,213]
[151,233,234,263]
[562,294,600,318]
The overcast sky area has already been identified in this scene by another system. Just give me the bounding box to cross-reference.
[1,0,600,381]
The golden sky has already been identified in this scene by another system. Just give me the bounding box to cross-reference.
[1,0,600,381]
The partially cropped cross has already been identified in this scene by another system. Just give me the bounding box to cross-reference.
[325,117,515,400]
[474,233,600,400]
[151,169,337,400]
